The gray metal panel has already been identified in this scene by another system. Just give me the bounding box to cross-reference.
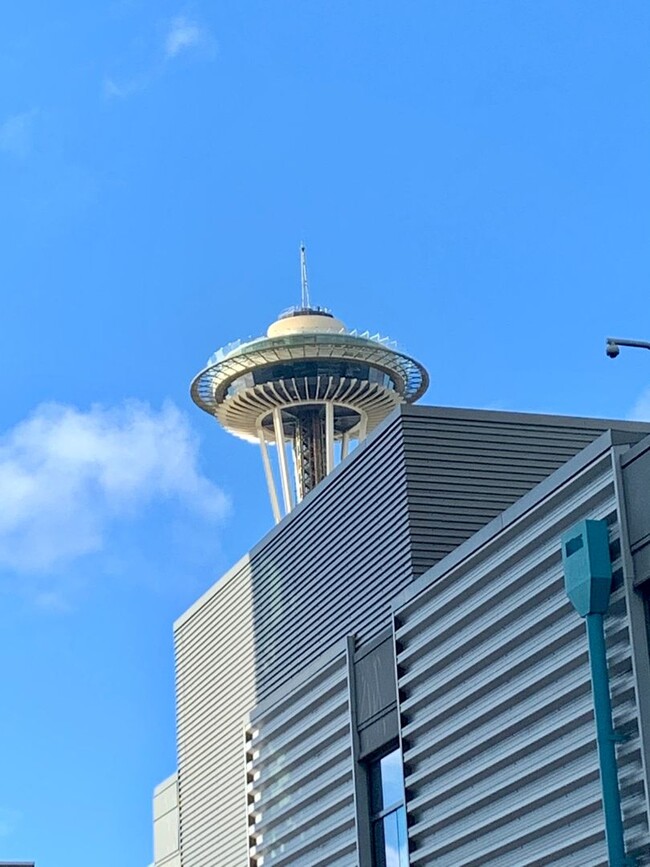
[612,441,650,838]
[173,407,650,866]
[153,773,180,866]
[174,556,258,867]
[400,405,650,577]
[358,708,399,759]
[174,416,410,867]
[354,631,399,759]
[354,633,397,726]
[394,450,650,865]
[621,435,650,587]
[246,645,357,867]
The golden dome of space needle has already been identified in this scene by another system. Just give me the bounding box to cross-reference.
[191,247,429,523]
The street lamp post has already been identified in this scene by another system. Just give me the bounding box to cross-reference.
[606,337,650,358]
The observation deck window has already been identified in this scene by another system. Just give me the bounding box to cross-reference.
[225,361,396,398]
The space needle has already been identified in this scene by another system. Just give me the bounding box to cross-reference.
[191,247,429,523]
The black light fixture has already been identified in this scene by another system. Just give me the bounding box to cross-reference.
[605,337,650,359]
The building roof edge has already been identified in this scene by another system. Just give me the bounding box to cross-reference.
[390,428,622,612]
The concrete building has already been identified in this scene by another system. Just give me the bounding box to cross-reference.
[152,401,650,866]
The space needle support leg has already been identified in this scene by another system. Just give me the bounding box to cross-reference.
[358,413,368,443]
[341,431,350,460]
[257,426,281,524]
[273,407,293,514]
[326,402,335,475]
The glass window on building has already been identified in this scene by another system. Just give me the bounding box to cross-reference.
[369,747,409,867]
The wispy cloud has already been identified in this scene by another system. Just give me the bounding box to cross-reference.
[103,73,151,99]
[105,13,216,99]
[629,387,650,421]
[0,109,38,159]
[165,15,212,59]
[0,401,228,573]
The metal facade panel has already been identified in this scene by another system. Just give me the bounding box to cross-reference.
[174,418,410,866]
[395,452,650,866]
[354,635,397,725]
[621,435,650,588]
[246,647,357,866]
[175,560,258,867]
[153,773,179,820]
[399,406,648,576]
[354,631,399,759]
[153,773,181,866]
[172,408,650,866]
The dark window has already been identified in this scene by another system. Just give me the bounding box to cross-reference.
[369,748,409,867]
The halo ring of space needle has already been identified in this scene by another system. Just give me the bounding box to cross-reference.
[190,247,429,523]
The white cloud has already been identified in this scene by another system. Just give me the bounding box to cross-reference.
[0,109,37,159]
[105,15,215,99]
[103,73,151,99]
[165,15,210,59]
[0,401,228,572]
[629,387,650,421]
[104,76,134,99]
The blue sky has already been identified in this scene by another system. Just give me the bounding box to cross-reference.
[1,2,649,864]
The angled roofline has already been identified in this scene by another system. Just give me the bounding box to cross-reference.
[390,428,648,611]
[175,404,650,630]
[400,402,650,432]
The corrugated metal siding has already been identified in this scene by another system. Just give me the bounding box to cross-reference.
[621,436,650,588]
[173,408,650,866]
[395,451,650,865]
[175,562,257,867]
[174,416,410,867]
[401,406,628,576]
[245,647,357,867]
[244,419,410,695]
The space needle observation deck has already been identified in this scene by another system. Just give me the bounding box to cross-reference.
[190,248,429,523]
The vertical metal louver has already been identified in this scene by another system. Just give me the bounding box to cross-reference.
[244,648,358,867]
[394,455,650,866]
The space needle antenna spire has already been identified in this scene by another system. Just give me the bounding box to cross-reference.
[300,243,311,308]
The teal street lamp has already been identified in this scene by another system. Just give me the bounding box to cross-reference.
[561,519,635,867]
